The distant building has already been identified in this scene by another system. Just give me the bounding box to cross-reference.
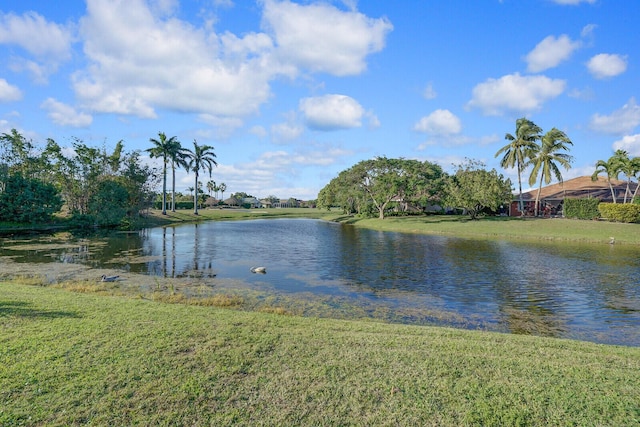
[510,176,637,216]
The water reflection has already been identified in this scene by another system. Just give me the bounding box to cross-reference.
[1,218,638,346]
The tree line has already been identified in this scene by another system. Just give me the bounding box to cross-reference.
[318,118,577,219]
[0,129,218,227]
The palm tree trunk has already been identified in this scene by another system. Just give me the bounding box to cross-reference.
[517,161,524,216]
[535,174,544,217]
[608,179,617,203]
[162,162,167,215]
[171,161,176,212]
[193,173,199,215]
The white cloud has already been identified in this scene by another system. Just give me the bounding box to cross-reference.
[299,94,364,130]
[261,0,393,76]
[414,109,461,136]
[41,98,93,127]
[467,73,566,116]
[612,134,640,156]
[271,120,304,143]
[590,98,640,135]
[0,11,73,81]
[587,53,627,79]
[0,11,72,58]
[0,79,22,102]
[40,98,93,127]
[72,0,390,123]
[74,0,275,119]
[525,34,581,72]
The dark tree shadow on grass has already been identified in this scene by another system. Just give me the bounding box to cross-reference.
[0,300,82,319]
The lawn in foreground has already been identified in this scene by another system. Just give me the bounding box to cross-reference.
[2,283,639,426]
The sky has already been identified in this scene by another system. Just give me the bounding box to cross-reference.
[0,0,638,200]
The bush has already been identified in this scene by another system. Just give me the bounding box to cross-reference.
[0,173,63,223]
[598,203,640,223]
[563,198,600,220]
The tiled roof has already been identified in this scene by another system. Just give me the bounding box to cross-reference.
[521,176,636,201]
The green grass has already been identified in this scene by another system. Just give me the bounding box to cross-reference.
[142,208,640,245]
[2,282,639,426]
[329,214,640,245]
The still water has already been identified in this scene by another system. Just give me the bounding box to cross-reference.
[2,218,639,346]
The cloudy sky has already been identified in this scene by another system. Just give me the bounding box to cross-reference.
[0,0,638,199]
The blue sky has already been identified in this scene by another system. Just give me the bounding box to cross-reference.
[0,0,638,200]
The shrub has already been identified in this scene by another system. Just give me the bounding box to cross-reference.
[563,198,600,220]
[598,203,640,223]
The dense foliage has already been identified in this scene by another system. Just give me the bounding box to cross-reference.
[563,198,601,220]
[597,202,640,223]
[443,160,513,220]
[317,157,444,219]
[0,173,62,223]
[0,129,157,228]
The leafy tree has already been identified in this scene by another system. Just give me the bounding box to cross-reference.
[0,173,63,223]
[0,129,40,178]
[496,118,542,215]
[218,182,227,201]
[146,132,180,215]
[444,159,513,220]
[317,157,444,218]
[528,128,573,216]
[119,150,157,217]
[88,179,129,227]
[185,140,218,215]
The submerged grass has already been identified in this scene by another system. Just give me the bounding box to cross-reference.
[1,282,639,426]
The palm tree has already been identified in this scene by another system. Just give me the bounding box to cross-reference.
[219,182,227,201]
[207,180,216,198]
[629,156,640,203]
[611,150,640,203]
[591,155,622,203]
[168,141,188,212]
[528,128,573,216]
[185,140,218,215]
[495,118,542,215]
[146,132,179,215]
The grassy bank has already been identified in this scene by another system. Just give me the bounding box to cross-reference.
[144,208,640,245]
[1,282,639,426]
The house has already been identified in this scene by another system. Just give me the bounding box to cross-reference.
[242,197,262,208]
[509,176,637,217]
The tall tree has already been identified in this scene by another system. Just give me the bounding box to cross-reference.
[146,132,179,215]
[219,182,227,201]
[167,139,187,212]
[207,180,216,197]
[591,155,622,203]
[495,118,542,215]
[528,128,573,216]
[444,159,513,220]
[185,140,218,215]
[611,150,640,204]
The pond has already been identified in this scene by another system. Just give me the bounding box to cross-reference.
[1,218,639,346]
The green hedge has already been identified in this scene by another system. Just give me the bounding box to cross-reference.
[563,198,600,220]
[598,203,640,223]
[154,201,195,210]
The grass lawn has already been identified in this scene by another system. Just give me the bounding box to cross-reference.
[2,283,639,426]
[2,209,639,425]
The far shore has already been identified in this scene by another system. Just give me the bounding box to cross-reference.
[2,207,639,245]
[142,208,640,246]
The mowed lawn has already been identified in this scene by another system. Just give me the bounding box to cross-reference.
[2,283,639,426]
